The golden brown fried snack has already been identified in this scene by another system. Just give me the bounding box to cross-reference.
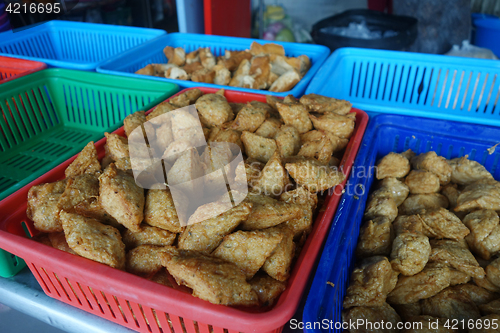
[357,217,394,258]
[299,94,352,115]
[148,269,175,288]
[249,273,287,307]
[65,141,101,178]
[164,66,189,80]
[144,188,184,233]
[99,164,144,233]
[48,232,76,254]
[230,103,268,132]
[250,42,285,56]
[455,179,500,212]
[479,299,500,315]
[464,210,500,260]
[178,202,252,253]
[122,224,176,250]
[208,128,244,153]
[390,232,431,276]
[212,229,282,279]
[411,151,452,185]
[405,170,441,194]
[249,55,271,90]
[241,193,301,230]
[163,46,185,66]
[27,179,67,232]
[222,50,253,71]
[285,157,345,193]
[343,256,399,308]
[448,156,494,186]
[276,102,312,134]
[393,303,422,321]
[146,100,177,122]
[275,125,301,157]
[265,95,282,111]
[429,239,484,279]
[262,225,295,281]
[124,111,146,137]
[279,186,317,239]
[241,131,277,163]
[485,258,500,288]
[377,178,410,207]
[420,208,470,240]
[234,159,263,188]
[254,118,281,138]
[126,245,172,276]
[376,152,411,180]
[399,193,449,215]
[297,136,335,164]
[364,195,398,222]
[195,93,232,127]
[198,47,215,69]
[269,70,301,92]
[160,248,259,306]
[135,64,155,76]
[474,276,500,293]
[168,89,203,108]
[213,63,231,85]
[451,284,499,306]
[343,303,401,333]
[105,132,129,160]
[302,130,349,153]
[309,112,355,139]
[393,215,426,236]
[253,150,290,196]
[60,211,125,269]
[182,61,204,75]
[191,68,215,83]
[387,268,451,304]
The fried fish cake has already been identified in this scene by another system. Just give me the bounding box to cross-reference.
[376,152,411,180]
[357,217,394,258]
[178,202,253,253]
[253,150,290,196]
[297,135,335,165]
[343,303,401,333]
[241,131,277,163]
[308,112,355,139]
[455,179,500,212]
[99,164,144,233]
[195,93,232,127]
[479,299,500,315]
[159,248,259,306]
[212,229,282,279]
[169,88,203,107]
[299,94,352,115]
[48,232,76,254]
[451,284,499,306]
[364,194,398,222]
[377,178,410,207]
[275,102,312,134]
[126,245,172,276]
[285,157,345,193]
[420,208,470,241]
[230,103,268,133]
[249,273,286,307]
[390,232,431,276]
[399,193,449,216]
[448,156,494,186]
[262,225,295,281]
[429,239,485,279]
[405,170,441,194]
[254,118,281,139]
[275,125,301,158]
[240,194,301,230]
[60,211,125,269]
[393,215,427,236]
[27,179,67,232]
[65,141,101,178]
[279,186,317,239]
[122,224,176,250]
[464,210,500,260]
[144,188,184,233]
[124,111,146,137]
[411,151,452,185]
[146,100,176,122]
[105,132,129,160]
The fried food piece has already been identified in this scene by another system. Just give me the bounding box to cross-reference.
[213,63,231,85]
[99,164,145,233]
[455,179,500,212]
[27,179,67,232]
[364,195,398,222]
[65,141,101,178]
[376,152,411,180]
[144,189,184,233]
[146,100,176,122]
[195,93,232,127]
[254,118,281,138]
[148,269,174,288]
[169,88,203,108]
[420,208,470,240]
[343,256,399,308]
[230,103,268,132]
[266,95,282,111]
[448,156,494,186]
[421,287,481,329]
[135,64,155,76]
[464,210,500,260]
[377,178,410,206]
[163,46,185,66]
[164,66,189,80]
[427,262,471,286]
[191,68,215,83]
[283,94,298,104]
[249,273,286,306]
[285,157,346,193]
[212,229,282,279]
[199,47,215,69]
[160,248,259,306]
[222,50,252,71]
[309,112,355,139]
[182,61,204,75]
[470,314,500,333]
[475,276,500,293]
[234,159,263,188]
[399,193,449,215]
[166,148,205,200]
[105,132,129,160]
[299,94,352,115]
[392,303,421,321]
[250,100,277,117]
[391,232,431,276]
[60,211,125,269]
[270,55,295,76]
[126,245,172,276]
[276,102,312,134]
[241,131,277,163]
[356,217,394,258]
[262,225,295,281]
[275,125,301,157]
[451,284,499,305]
[393,215,426,236]
[122,224,176,250]
[199,143,232,190]
[442,184,460,210]
[186,49,199,64]
[279,186,317,239]
[178,202,252,253]
[479,299,500,315]
[253,150,290,196]
[485,258,500,288]
[411,152,452,185]
[250,55,272,90]
[228,59,252,88]
[250,42,285,56]
[241,194,301,230]
[48,232,76,254]
[429,239,485,279]
[343,303,401,333]
[209,127,244,153]
[124,111,146,137]
[405,170,441,194]
[269,70,301,92]
[298,135,335,164]
[387,268,451,304]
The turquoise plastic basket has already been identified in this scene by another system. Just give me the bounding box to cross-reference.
[306,47,500,126]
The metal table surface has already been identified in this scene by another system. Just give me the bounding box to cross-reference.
[0,267,306,332]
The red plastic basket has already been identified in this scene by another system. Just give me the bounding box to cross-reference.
[0,56,46,84]
[0,88,368,333]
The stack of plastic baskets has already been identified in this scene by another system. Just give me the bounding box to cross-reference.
[0,21,166,70]
[0,56,46,84]
[97,33,331,97]
[306,47,500,126]
[303,114,500,332]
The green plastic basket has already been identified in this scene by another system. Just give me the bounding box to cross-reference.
[0,68,177,278]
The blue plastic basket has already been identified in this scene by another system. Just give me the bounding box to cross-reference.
[302,114,500,333]
[97,33,331,97]
[0,21,166,70]
[306,47,500,126]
